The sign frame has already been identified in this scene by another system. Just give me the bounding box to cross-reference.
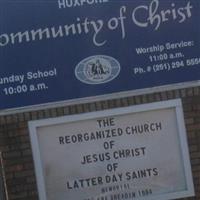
[28,99,195,200]
[1,81,200,116]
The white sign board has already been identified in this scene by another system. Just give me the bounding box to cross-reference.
[29,99,194,200]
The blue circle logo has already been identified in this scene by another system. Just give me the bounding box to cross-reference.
[75,55,121,84]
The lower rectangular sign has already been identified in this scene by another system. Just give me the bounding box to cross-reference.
[28,99,194,200]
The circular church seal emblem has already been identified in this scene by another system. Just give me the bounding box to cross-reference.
[75,55,121,84]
